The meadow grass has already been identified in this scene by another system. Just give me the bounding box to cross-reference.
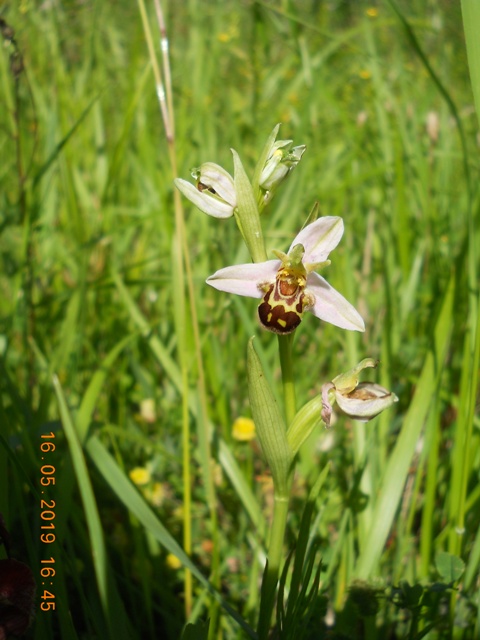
[1,1,479,638]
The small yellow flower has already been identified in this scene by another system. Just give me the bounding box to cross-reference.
[232,417,256,441]
[359,69,371,80]
[129,467,151,486]
[166,554,182,570]
[366,7,378,18]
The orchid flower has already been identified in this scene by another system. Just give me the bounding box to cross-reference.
[174,162,236,219]
[207,216,365,334]
[321,358,398,427]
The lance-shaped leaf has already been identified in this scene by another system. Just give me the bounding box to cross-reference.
[247,338,292,493]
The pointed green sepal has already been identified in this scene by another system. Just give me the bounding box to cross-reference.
[247,338,293,493]
[332,357,378,393]
[252,124,281,197]
[231,149,267,263]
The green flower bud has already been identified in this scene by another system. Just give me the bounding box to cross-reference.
[259,141,306,191]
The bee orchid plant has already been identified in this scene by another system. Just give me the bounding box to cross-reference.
[175,125,398,639]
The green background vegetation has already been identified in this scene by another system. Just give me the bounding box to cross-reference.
[1,0,479,638]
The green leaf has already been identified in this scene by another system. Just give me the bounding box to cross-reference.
[435,551,465,583]
[400,581,423,608]
[355,275,454,578]
[288,464,330,606]
[461,0,480,128]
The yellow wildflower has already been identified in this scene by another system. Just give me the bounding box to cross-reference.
[166,554,182,570]
[232,417,256,441]
[129,467,151,486]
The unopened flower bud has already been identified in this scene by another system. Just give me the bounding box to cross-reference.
[259,140,306,203]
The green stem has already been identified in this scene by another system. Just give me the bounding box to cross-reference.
[257,494,290,639]
[278,333,297,425]
[257,333,297,639]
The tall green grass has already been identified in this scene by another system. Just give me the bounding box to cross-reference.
[1,1,479,638]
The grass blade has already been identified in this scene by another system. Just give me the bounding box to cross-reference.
[52,375,132,640]
[85,434,257,639]
[355,275,454,578]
